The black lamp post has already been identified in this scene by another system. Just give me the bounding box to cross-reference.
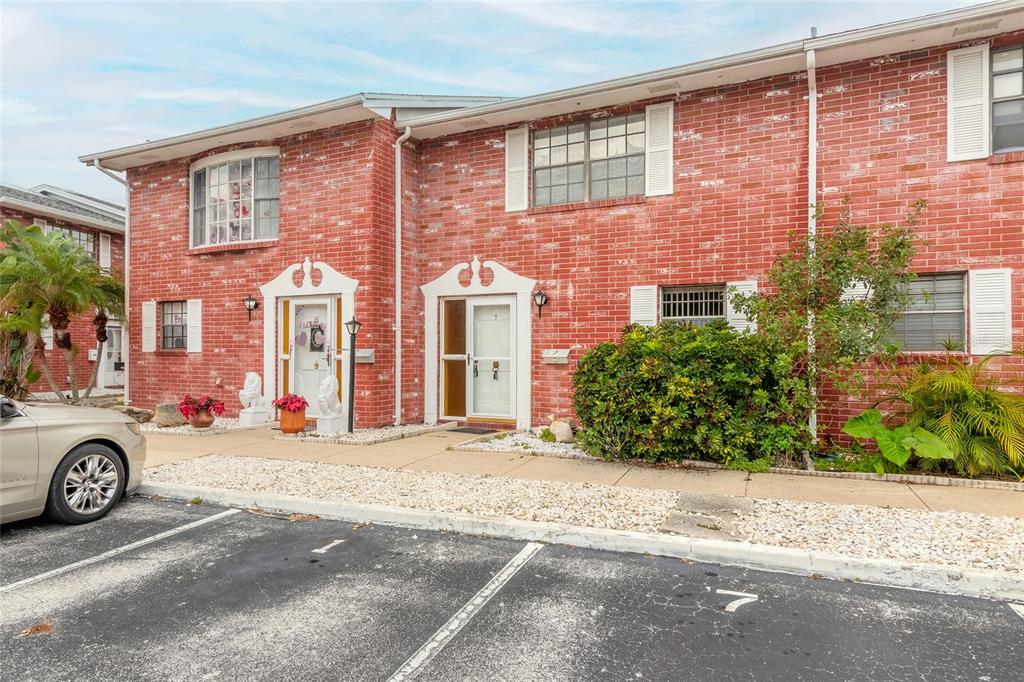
[243,294,259,321]
[533,289,549,317]
[344,318,362,433]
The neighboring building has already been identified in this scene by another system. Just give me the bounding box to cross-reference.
[0,184,126,393]
[79,3,1023,435]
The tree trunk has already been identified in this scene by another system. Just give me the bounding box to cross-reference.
[82,339,105,400]
[60,345,80,403]
[35,353,68,402]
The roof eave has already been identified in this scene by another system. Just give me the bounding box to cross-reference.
[0,196,125,233]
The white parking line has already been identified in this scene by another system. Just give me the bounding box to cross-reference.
[1010,603,1024,620]
[312,539,345,554]
[716,589,759,613]
[387,541,544,681]
[0,508,241,594]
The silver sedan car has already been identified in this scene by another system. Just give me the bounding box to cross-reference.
[0,397,146,524]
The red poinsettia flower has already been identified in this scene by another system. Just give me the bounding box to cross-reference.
[271,393,309,413]
[178,393,226,419]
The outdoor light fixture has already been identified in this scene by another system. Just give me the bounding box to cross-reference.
[533,289,549,317]
[243,294,259,321]
[345,318,361,433]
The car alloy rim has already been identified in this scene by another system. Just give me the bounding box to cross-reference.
[64,454,119,514]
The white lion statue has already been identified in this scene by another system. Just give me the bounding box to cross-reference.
[317,375,343,417]
[238,372,265,410]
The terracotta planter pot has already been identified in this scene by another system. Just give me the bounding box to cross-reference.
[189,408,215,429]
[279,409,306,434]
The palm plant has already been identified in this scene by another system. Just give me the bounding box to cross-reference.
[0,220,124,402]
[883,354,1024,478]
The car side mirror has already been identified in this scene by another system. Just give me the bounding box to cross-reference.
[1,398,20,419]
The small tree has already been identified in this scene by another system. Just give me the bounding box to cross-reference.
[733,198,922,443]
[0,220,124,402]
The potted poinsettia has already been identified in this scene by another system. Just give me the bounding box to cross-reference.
[178,394,225,429]
[272,393,309,433]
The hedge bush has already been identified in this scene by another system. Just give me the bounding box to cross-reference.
[572,320,810,464]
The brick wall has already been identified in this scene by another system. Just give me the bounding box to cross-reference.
[1,208,125,394]
[122,31,1024,437]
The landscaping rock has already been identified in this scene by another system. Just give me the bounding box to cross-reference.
[153,402,186,427]
[114,405,155,423]
[549,420,574,443]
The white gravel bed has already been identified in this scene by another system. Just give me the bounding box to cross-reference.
[140,418,277,437]
[27,388,123,401]
[454,431,596,460]
[275,422,456,445]
[146,454,678,533]
[736,498,1024,574]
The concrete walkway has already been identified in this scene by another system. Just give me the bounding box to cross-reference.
[142,427,1024,519]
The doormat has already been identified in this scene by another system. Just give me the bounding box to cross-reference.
[451,427,497,435]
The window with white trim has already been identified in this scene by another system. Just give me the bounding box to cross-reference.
[891,273,966,351]
[190,151,279,247]
[993,45,1024,154]
[533,114,646,206]
[661,285,726,326]
[53,226,95,259]
[161,301,188,350]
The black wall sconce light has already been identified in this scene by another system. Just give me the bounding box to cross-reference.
[533,289,549,317]
[243,294,259,321]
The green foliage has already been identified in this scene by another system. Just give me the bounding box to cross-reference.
[812,453,879,473]
[881,354,1024,477]
[0,220,124,401]
[539,428,556,443]
[725,454,772,473]
[733,198,921,407]
[572,320,810,463]
[842,408,953,473]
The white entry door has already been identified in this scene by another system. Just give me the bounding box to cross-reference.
[102,324,124,387]
[291,301,333,417]
[467,297,515,419]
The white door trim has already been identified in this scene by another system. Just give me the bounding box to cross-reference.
[421,256,535,428]
[288,297,334,418]
[259,257,358,407]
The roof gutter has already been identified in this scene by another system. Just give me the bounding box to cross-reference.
[393,125,413,426]
[94,160,131,403]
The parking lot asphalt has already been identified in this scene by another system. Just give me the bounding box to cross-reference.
[1,496,1021,681]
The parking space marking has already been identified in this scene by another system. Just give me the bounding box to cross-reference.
[716,589,759,613]
[387,541,545,681]
[1010,604,1024,620]
[312,539,345,554]
[0,508,241,594]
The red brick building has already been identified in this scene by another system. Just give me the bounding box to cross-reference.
[0,184,126,394]
[80,4,1023,437]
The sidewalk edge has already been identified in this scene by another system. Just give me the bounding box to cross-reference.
[136,481,1024,602]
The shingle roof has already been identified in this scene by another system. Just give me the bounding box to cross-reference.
[0,184,124,229]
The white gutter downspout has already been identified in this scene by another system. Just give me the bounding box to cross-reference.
[393,125,413,425]
[805,45,818,445]
[93,160,130,404]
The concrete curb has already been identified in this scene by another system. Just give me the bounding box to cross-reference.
[137,481,1024,602]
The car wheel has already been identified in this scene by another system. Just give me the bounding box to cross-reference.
[45,444,126,524]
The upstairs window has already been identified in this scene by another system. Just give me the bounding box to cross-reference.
[190,148,279,247]
[992,46,1024,153]
[54,226,95,259]
[661,285,725,326]
[533,114,646,207]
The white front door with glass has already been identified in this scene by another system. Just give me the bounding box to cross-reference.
[102,324,124,387]
[441,297,516,421]
[291,301,333,417]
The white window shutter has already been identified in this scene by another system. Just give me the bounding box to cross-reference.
[40,315,53,351]
[629,286,658,326]
[141,301,156,353]
[727,280,758,332]
[186,299,203,353]
[99,234,111,268]
[504,127,529,212]
[947,44,990,162]
[969,269,1012,355]
[645,101,674,196]
[35,218,48,233]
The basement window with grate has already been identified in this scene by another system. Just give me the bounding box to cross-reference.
[661,285,726,326]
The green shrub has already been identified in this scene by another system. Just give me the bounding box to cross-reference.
[572,320,810,463]
[881,354,1024,477]
[842,408,953,474]
[538,428,556,443]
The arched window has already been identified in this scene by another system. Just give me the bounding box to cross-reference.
[190,147,280,247]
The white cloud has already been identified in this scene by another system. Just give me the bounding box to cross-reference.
[136,88,307,109]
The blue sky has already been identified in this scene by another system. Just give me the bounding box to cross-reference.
[1,0,978,203]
